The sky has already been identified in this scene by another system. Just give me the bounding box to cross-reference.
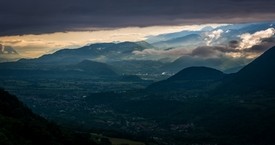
[0,0,275,58]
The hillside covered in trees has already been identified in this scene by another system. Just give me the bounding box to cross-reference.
[0,89,99,145]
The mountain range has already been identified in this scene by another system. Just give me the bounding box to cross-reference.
[10,41,166,80]
[20,41,154,65]
[1,44,275,145]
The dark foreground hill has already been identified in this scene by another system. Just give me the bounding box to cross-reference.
[148,66,225,91]
[0,89,98,145]
[220,46,275,94]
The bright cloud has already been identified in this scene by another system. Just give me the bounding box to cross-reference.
[237,28,275,50]
[205,29,224,46]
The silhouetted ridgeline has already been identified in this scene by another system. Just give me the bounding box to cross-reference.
[0,89,98,145]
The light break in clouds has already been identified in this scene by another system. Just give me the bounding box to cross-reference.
[0,24,224,58]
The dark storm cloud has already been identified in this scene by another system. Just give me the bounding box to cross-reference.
[190,45,240,58]
[1,0,275,35]
[191,46,222,58]
[189,37,275,58]
[228,40,239,48]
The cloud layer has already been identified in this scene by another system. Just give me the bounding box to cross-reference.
[134,28,275,59]
[237,28,275,50]
[1,0,275,35]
